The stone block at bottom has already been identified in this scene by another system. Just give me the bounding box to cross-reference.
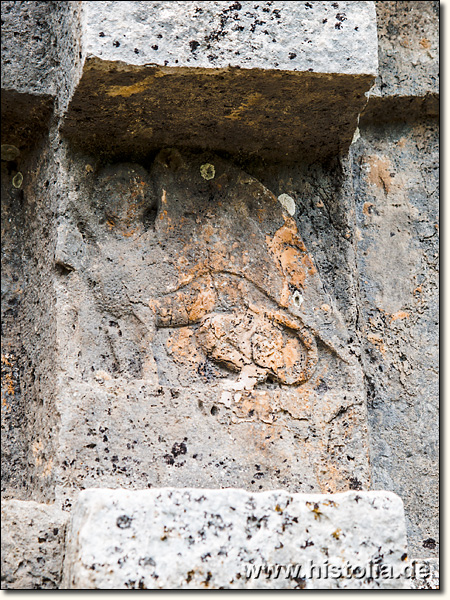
[1,500,68,589]
[62,488,410,589]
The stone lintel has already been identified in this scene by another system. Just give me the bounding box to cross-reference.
[81,1,378,76]
[61,0,378,162]
[62,59,374,163]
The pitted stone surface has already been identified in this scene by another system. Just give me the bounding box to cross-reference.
[0,2,439,589]
[51,149,370,504]
[62,488,409,589]
[1,499,68,589]
[351,119,439,557]
[372,1,438,100]
[362,1,439,122]
[82,1,378,75]
[410,558,439,590]
[1,2,82,148]
[1,1,57,97]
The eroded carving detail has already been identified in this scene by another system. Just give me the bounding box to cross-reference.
[152,275,318,389]
[50,148,370,495]
[57,149,352,394]
[147,149,352,395]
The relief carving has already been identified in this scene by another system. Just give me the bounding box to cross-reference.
[53,149,369,494]
[152,274,318,389]
[147,149,351,397]
[59,148,352,393]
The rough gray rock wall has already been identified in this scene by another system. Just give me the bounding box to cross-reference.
[1,1,58,96]
[1,499,67,589]
[354,0,439,559]
[1,134,62,503]
[1,161,28,499]
[363,1,439,121]
[1,2,82,148]
[371,1,439,100]
[352,119,439,557]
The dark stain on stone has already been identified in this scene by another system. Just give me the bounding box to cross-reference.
[171,441,187,457]
[163,453,175,465]
[314,379,328,394]
[349,477,363,490]
[116,515,133,529]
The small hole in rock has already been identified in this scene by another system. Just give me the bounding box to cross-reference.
[143,206,158,231]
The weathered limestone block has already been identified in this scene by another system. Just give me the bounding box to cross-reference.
[1,1,57,96]
[62,1,378,161]
[351,119,439,556]
[51,149,370,507]
[1,129,68,503]
[1,1,82,148]
[362,1,439,122]
[1,1,56,148]
[374,1,438,97]
[1,499,68,589]
[62,488,409,589]
[410,558,439,590]
[82,1,377,74]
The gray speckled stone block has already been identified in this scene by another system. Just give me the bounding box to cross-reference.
[63,488,409,589]
[362,1,439,122]
[1,2,82,149]
[1,500,68,590]
[62,1,378,162]
[82,1,377,76]
[371,1,438,99]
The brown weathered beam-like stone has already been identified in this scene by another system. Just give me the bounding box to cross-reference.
[63,62,374,162]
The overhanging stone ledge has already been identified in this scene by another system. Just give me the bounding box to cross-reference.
[61,0,378,162]
[62,58,375,163]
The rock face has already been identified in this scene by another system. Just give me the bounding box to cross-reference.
[351,118,439,558]
[1,500,68,589]
[1,0,439,590]
[373,1,438,100]
[1,1,82,148]
[52,149,370,507]
[62,488,409,590]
